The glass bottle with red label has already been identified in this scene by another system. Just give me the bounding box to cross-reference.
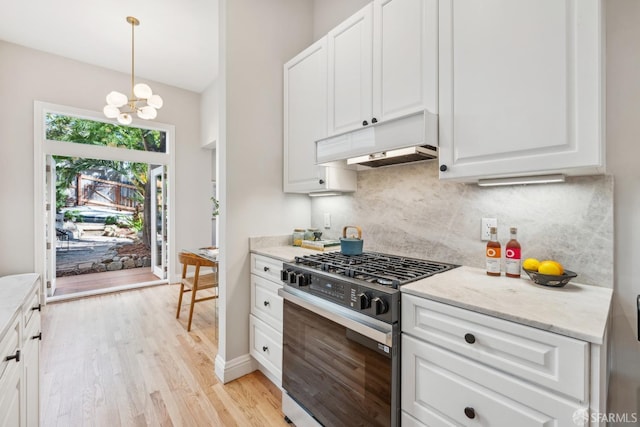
[505,227,521,278]
[485,227,501,276]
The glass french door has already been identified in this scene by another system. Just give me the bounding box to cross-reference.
[45,155,57,297]
[150,166,166,279]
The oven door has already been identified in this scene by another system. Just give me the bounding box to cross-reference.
[280,286,399,427]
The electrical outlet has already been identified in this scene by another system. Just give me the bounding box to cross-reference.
[481,218,498,241]
[323,213,331,229]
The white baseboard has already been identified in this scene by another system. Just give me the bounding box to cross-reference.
[214,353,257,384]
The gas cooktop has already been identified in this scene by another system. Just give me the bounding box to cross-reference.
[291,251,458,289]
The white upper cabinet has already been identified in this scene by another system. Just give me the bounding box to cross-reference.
[327,4,374,136]
[438,0,604,182]
[284,38,357,193]
[373,0,438,122]
[327,0,437,136]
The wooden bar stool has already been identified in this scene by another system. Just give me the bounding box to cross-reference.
[176,251,219,331]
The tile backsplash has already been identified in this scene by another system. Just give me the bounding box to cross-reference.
[310,161,613,288]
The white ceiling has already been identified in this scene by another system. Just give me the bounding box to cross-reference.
[0,0,219,93]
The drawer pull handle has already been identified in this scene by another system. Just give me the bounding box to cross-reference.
[5,350,20,363]
[263,300,270,307]
[464,407,476,419]
[264,266,270,272]
[464,333,476,344]
[262,346,268,352]
[32,303,42,312]
[32,332,42,341]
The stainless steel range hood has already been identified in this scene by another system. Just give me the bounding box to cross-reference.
[316,110,438,167]
[346,145,437,167]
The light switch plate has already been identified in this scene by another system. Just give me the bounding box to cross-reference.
[323,213,331,229]
[481,218,498,241]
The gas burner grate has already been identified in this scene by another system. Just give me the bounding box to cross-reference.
[293,252,457,288]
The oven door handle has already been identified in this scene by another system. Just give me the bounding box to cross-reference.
[279,287,394,347]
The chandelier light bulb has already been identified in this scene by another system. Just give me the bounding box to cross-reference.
[117,112,133,125]
[106,91,128,108]
[140,106,158,119]
[147,94,163,109]
[133,83,153,99]
[103,105,120,118]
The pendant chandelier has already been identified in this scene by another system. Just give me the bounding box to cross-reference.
[103,16,163,125]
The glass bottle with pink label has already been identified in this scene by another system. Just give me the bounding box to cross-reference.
[505,227,521,278]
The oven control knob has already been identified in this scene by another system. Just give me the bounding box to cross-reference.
[357,292,371,310]
[296,273,309,287]
[372,297,388,315]
[280,269,291,282]
[289,272,298,284]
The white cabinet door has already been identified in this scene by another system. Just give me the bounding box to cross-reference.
[0,318,22,427]
[373,0,438,122]
[249,315,283,386]
[23,313,40,427]
[327,3,374,136]
[0,365,22,427]
[438,0,604,182]
[284,38,357,193]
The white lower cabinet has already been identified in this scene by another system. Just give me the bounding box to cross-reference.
[401,294,602,426]
[249,254,284,386]
[402,335,585,426]
[0,317,22,427]
[23,313,40,427]
[0,274,41,427]
[249,315,283,383]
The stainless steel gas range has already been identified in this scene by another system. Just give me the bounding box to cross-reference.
[278,251,458,427]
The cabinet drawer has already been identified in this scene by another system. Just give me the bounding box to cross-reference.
[402,294,588,401]
[249,315,282,383]
[251,274,283,330]
[251,254,283,283]
[23,286,40,329]
[402,335,586,427]
[0,316,20,383]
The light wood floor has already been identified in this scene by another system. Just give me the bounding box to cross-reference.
[54,269,161,296]
[41,284,287,427]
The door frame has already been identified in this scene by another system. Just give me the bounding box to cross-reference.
[33,101,176,301]
[150,165,166,279]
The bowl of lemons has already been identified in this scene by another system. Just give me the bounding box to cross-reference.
[522,258,577,288]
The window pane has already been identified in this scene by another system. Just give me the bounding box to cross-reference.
[45,113,167,153]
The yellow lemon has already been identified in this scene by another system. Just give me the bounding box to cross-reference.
[538,260,564,276]
[522,258,540,271]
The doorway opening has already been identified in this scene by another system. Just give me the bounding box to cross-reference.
[34,102,176,301]
[51,155,167,297]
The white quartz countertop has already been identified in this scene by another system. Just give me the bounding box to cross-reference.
[0,273,40,339]
[251,245,339,263]
[401,266,613,344]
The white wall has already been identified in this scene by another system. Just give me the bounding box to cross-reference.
[605,0,640,421]
[312,0,370,40]
[217,0,313,371]
[0,41,211,277]
[201,78,219,148]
